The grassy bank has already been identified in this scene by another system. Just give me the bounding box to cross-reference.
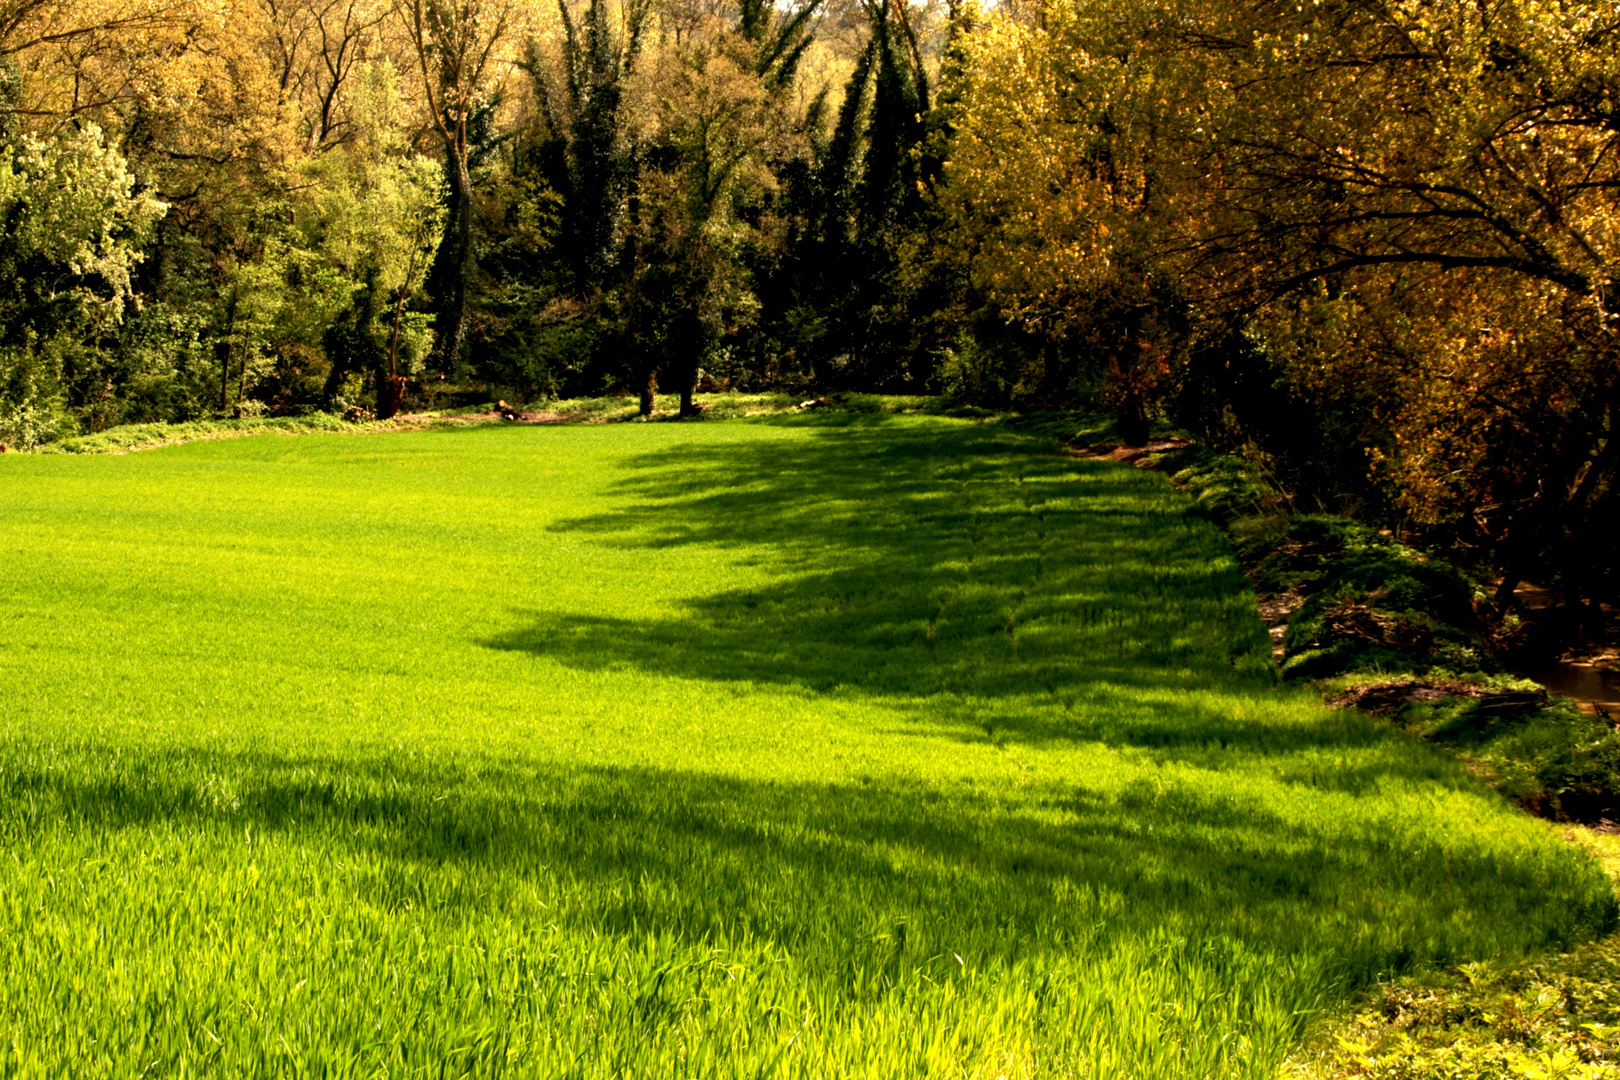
[0,415,1609,1077]
[23,392,954,456]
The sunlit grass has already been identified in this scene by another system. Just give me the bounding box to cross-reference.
[0,415,1609,1077]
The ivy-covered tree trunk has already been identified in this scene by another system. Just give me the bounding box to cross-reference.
[218,287,238,415]
[426,150,473,377]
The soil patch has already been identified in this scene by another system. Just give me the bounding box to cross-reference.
[1070,438,1193,467]
[1255,589,1305,663]
[412,408,591,426]
[1324,678,1497,715]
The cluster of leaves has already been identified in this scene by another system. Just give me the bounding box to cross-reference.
[0,124,165,448]
[0,40,445,436]
[1288,926,1620,1080]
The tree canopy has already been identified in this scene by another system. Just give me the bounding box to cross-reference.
[0,0,1615,617]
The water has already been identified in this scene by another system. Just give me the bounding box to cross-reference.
[1531,663,1620,717]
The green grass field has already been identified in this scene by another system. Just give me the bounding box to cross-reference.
[0,415,1610,1078]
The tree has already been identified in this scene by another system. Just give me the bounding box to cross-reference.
[524,0,650,292]
[0,124,166,447]
[1081,0,1620,603]
[301,66,445,415]
[405,0,518,374]
[787,0,932,391]
[942,0,1620,602]
[939,0,1175,426]
[629,31,776,415]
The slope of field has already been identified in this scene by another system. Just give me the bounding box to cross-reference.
[0,415,1609,1078]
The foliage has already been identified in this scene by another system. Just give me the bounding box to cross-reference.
[1286,877,1620,1080]
[407,0,523,376]
[1386,693,1620,823]
[0,0,1610,624]
[1259,519,1494,682]
[934,0,1620,599]
[0,124,166,445]
[0,351,70,449]
[0,124,163,333]
[1,417,1612,1074]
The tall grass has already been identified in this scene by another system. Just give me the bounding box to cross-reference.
[0,415,1608,1077]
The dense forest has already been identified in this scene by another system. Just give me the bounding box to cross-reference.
[0,0,1616,616]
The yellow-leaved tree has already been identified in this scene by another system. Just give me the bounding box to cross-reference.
[944,0,1620,604]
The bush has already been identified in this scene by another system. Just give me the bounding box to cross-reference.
[1171,446,1282,526]
[1249,517,1491,680]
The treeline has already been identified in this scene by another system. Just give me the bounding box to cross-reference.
[0,0,951,436]
[0,0,1616,614]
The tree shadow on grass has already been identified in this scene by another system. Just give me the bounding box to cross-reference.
[3,738,1610,985]
[484,416,1432,768]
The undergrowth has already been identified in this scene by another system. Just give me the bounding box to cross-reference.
[24,392,956,455]
[1286,830,1620,1080]
[37,411,381,453]
[1378,685,1620,822]
[1136,440,1620,823]
[1257,517,1490,682]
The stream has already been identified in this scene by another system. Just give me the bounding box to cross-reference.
[1528,662,1620,718]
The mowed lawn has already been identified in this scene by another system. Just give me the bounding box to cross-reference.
[0,415,1610,1078]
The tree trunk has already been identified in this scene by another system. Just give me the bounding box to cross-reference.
[1494,568,1525,610]
[428,144,474,377]
[219,288,238,415]
[376,296,404,422]
[375,308,406,421]
[640,369,657,417]
[1117,400,1149,447]
[376,297,404,421]
[375,366,394,420]
[378,216,428,423]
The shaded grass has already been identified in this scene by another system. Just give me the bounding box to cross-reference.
[1373,687,1620,821]
[0,415,1610,1077]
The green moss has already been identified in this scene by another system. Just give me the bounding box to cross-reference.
[1256,517,1492,680]
[1395,696,1620,820]
[1171,447,1281,526]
